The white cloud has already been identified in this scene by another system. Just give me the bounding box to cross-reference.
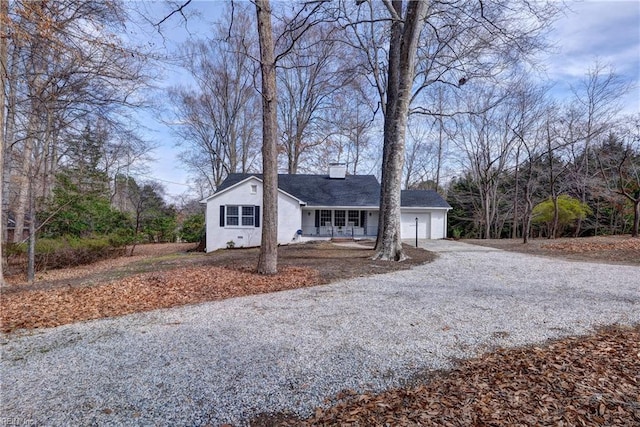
[543,1,639,113]
[548,1,639,74]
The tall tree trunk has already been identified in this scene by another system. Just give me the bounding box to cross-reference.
[512,146,520,239]
[255,0,278,274]
[483,187,492,239]
[551,194,559,238]
[632,199,639,238]
[523,192,533,244]
[435,86,445,191]
[374,0,402,254]
[375,0,428,261]
[12,135,34,243]
[0,0,6,286]
[2,42,18,244]
[27,176,35,284]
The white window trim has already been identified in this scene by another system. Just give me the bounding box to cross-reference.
[225,205,255,228]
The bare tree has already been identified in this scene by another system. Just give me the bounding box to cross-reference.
[564,62,629,236]
[598,117,640,237]
[508,80,551,243]
[167,6,261,192]
[403,116,437,189]
[254,0,279,274]
[276,22,354,174]
[338,0,560,259]
[2,0,153,281]
[452,84,517,239]
[371,0,428,261]
[0,0,6,285]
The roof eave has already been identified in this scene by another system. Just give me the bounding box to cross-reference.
[201,175,307,205]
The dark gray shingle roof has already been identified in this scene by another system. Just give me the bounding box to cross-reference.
[401,190,452,208]
[218,173,380,206]
[216,173,450,208]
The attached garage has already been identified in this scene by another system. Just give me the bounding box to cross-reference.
[400,190,452,240]
[400,212,431,239]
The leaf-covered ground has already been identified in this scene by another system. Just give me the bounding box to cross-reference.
[467,235,640,265]
[0,265,319,332]
[2,238,638,425]
[255,325,640,426]
[0,241,433,332]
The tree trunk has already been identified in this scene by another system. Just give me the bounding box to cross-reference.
[483,189,491,239]
[255,0,278,274]
[12,135,34,243]
[374,0,402,254]
[27,177,35,284]
[512,147,520,239]
[550,194,559,238]
[632,199,639,238]
[523,196,533,244]
[0,0,7,286]
[374,0,428,261]
[435,88,444,192]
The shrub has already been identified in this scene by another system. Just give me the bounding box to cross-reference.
[532,195,593,237]
[7,236,127,273]
[107,230,135,248]
[180,213,205,243]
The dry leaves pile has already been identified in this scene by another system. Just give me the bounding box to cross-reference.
[0,266,318,332]
[468,236,640,265]
[265,325,640,426]
[544,238,640,253]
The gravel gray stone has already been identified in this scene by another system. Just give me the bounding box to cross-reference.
[1,240,638,426]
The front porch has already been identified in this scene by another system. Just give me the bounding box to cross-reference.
[300,208,379,238]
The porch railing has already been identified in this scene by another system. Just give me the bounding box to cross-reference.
[300,226,378,237]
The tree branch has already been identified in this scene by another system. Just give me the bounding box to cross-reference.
[154,0,192,28]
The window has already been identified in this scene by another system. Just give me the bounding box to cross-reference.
[241,206,255,226]
[226,206,239,226]
[348,210,360,227]
[250,184,258,194]
[320,210,332,226]
[334,210,346,227]
[225,205,256,227]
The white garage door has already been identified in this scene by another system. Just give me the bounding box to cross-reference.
[401,212,431,240]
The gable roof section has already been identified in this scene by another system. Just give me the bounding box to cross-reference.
[218,173,380,207]
[212,173,451,209]
[200,175,304,204]
[401,190,451,209]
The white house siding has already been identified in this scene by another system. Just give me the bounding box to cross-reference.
[204,178,302,252]
[301,208,316,232]
[277,194,303,244]
[367,210,379,235]
[400,208,449,240]
[429,209,448,239]
[401,212,431,240]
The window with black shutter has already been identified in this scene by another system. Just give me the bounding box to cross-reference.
[223,205,256,227]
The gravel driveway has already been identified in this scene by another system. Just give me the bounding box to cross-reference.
[1,240,638,426]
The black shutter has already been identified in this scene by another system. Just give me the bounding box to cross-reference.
[315,210,320,227]
[360,211,366,227]
[219,205,225,227]
[254,206,260,227]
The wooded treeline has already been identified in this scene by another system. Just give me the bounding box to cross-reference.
[445,66,639,240]
[0,0,204,282]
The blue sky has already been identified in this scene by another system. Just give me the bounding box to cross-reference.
[138,0,640,201]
